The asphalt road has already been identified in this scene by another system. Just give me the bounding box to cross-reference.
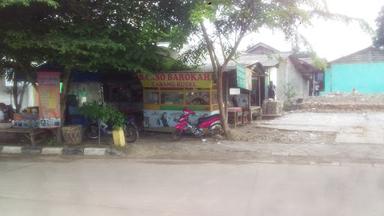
[0,158,384,216]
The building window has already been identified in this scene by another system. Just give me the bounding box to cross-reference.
[160,92,183,105]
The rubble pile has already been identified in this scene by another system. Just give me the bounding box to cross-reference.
[262,100,283,115]
[299,93,384,111]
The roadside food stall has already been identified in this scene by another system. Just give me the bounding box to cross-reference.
[224,65,254,127]
[138,72,219,132]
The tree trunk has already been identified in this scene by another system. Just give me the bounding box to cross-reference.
[57,69,71,144]
[216,67,230,137]
[11,78,28,113]
[60,70,71,122]
[12,80,19,112]
[17,82,28,112]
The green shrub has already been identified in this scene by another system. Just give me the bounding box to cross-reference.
[80,102,125,129]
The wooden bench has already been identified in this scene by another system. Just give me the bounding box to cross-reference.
[0,127,59,146]
[227,107,243,128]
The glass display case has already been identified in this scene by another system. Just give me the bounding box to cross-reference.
[144,91,159,104]
[185,91,210,105]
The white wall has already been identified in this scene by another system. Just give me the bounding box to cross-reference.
[0,78,12,105]
[0,77,35,109]
[269,67,278,87]
[276,60,287,101]
[275,59,310,102]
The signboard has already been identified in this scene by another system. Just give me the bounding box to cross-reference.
[236,65,252,90]
[37,71,61,128]
[138,72,213,89]
[229,88,241,95]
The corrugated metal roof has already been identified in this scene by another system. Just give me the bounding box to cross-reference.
[198,52,290,72]
[288,56,322,80]
[331,46,384,64]
[234,53,281,67]
[245,42,281,54]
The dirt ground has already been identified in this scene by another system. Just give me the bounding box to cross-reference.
[131,123,337,146]
[2,94,383,161]
[117,124,336,160]
[0,118,337,147]
[230,124,336,144]
[2,111,384,162]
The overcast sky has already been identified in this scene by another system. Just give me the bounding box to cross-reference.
[240,0,384,61]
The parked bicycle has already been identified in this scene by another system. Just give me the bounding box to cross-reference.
[85,115,138,143]
[80,102,139,143]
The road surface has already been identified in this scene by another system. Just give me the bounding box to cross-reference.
[0,157,383,216]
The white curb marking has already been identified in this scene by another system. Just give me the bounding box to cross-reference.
[2,146,22,154]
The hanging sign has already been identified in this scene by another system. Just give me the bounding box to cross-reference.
[236,65,253,90]
[138,72,213,89]
[37,71,61,128]
[229,88,241,95]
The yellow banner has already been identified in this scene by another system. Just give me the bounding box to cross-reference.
[139,72,213,89]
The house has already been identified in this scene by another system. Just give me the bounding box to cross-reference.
[238,43,322,102]
[324,46,384,94]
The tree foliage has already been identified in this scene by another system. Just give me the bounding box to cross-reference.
[0,0,57,8]
[374,5,384,47]
[0,0,196,117]
[0,0,196,73]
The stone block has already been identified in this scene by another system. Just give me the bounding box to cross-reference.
[42,147,63,155]
[84,148,107,156]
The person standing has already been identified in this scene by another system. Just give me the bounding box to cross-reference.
[314,81,320,96]
[268,81,276,100]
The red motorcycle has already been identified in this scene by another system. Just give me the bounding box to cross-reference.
[173,108,223,140]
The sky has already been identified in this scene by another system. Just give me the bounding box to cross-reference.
[240,0,384,61]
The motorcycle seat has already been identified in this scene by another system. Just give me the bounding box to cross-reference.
[197,114,220,124]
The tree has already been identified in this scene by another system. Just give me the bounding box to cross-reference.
[185,0,330,137]
[0,0,196,117]
[374,6,384,47]
[0,69,29,113]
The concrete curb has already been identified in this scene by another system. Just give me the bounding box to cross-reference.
[84,148,107,156]
[0,145,125,157]
[41,147,64,155]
